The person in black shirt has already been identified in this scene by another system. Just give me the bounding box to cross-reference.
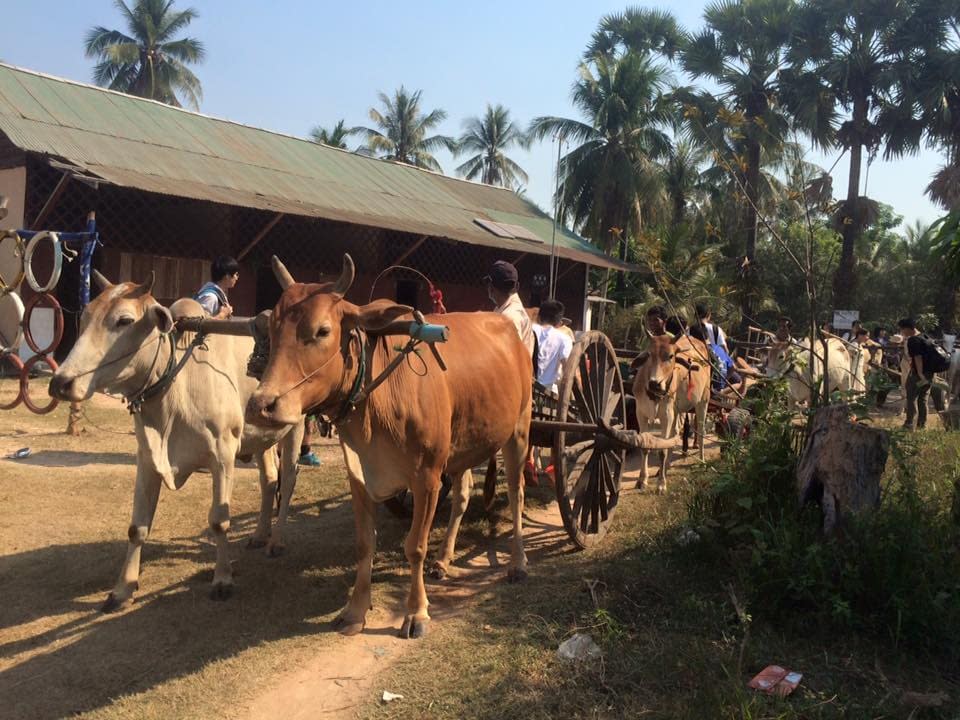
[897,318,946,429]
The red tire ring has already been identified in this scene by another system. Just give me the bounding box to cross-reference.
[23,292,64,355]
[0,352,24,410]
[20,353,59,414]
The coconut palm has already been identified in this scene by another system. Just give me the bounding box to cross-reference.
[528,52,673,259]
[352,87,456,171]
[84,0,204,109]
[455,104,529,188]
[309,120,350,149]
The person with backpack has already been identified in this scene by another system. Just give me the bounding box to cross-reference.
[194,255,239,318]
[695,304,729,354]
[897,318,949,430]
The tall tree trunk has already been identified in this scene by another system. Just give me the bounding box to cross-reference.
[738,139,762,332]
[834,97,867,309]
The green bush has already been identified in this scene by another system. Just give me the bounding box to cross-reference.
[686,383,960,657]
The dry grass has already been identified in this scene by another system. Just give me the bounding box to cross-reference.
[0,390,415,720]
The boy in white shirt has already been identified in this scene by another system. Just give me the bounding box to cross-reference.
[533,300,573,393]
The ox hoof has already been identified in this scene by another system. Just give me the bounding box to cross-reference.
[399,615,429,639]
[210,582,234,602]
[246,537,268,550]
[267,544,286,558]
[100,592,133,614]
[636,479,648,491]
[429,562,447,580]
[656,484,667,495]
[332,615,365,636]
[506,567,528,583]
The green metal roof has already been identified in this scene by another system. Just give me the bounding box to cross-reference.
[0,63,633,271]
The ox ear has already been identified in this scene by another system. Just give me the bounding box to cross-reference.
[149,303,174,334]
[332,254,355,297]
[92,269,114,291]
[343,299,412,332]
[272,255,295,290]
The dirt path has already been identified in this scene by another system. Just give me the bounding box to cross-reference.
[240,443,710,720]
[241,497,570,720]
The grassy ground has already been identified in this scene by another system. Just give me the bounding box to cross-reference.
[2,380,959,719]
[365,427,960,720]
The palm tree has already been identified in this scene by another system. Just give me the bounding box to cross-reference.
[678,0,797,328]
[352,87,456,171]
[84,0,205,109]
[586,7,684,60]
[660,140,709,226]
[455,104,529,188]
[786,0,917,307]
[680,0,795,265]
[309,120,350,149]
[529,52,673,260]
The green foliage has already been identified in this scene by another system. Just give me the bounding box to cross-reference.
[687,399,960,657]
[351,87,456,171]
[84,0,205,109]
[455,104,529,188]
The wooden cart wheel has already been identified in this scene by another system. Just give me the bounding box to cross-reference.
[552,331,627,549]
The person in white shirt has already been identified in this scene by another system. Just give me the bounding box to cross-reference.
[483,260,534,357]
[695,303,728,353]
[533,300,574,392]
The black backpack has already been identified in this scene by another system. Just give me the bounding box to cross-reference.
[921,335,952,374]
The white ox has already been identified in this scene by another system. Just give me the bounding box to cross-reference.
[767,336,852,408]
[49,272,303,611]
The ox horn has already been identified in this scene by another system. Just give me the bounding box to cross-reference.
[333,254,355,296]
[271,255,295,290]
[128,271,155,297]
[92,269,114,291]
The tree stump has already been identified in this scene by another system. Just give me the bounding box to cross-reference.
[796,404,889,533]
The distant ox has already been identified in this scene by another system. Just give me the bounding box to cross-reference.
[631,333,711,493]
[766,336,852,409]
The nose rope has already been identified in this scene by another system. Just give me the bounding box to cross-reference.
[273,330,359,402]
[67,332,165,380]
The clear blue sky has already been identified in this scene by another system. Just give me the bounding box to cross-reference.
[3,0,945,231]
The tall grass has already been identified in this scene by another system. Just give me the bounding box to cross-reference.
[686,382,960,657]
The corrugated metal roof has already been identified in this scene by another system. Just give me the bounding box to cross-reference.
[0,63,635,271]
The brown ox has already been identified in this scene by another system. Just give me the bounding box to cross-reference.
[247,255,532,639]
[631,333,711,492]
[48,272,303,610]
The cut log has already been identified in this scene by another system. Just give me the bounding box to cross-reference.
[796,404,889,533]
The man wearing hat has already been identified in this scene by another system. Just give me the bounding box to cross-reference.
[484,260,534,356]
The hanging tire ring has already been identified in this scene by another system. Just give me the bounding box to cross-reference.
[0,351,24,410]
[24,231,63,293]
[20,353,59,414]
[0,230,25,294]
[0,290,24,354]
[23,292,64,355]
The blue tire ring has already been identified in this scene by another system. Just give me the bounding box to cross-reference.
[0,351,24,410]
[20,353,59,414]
